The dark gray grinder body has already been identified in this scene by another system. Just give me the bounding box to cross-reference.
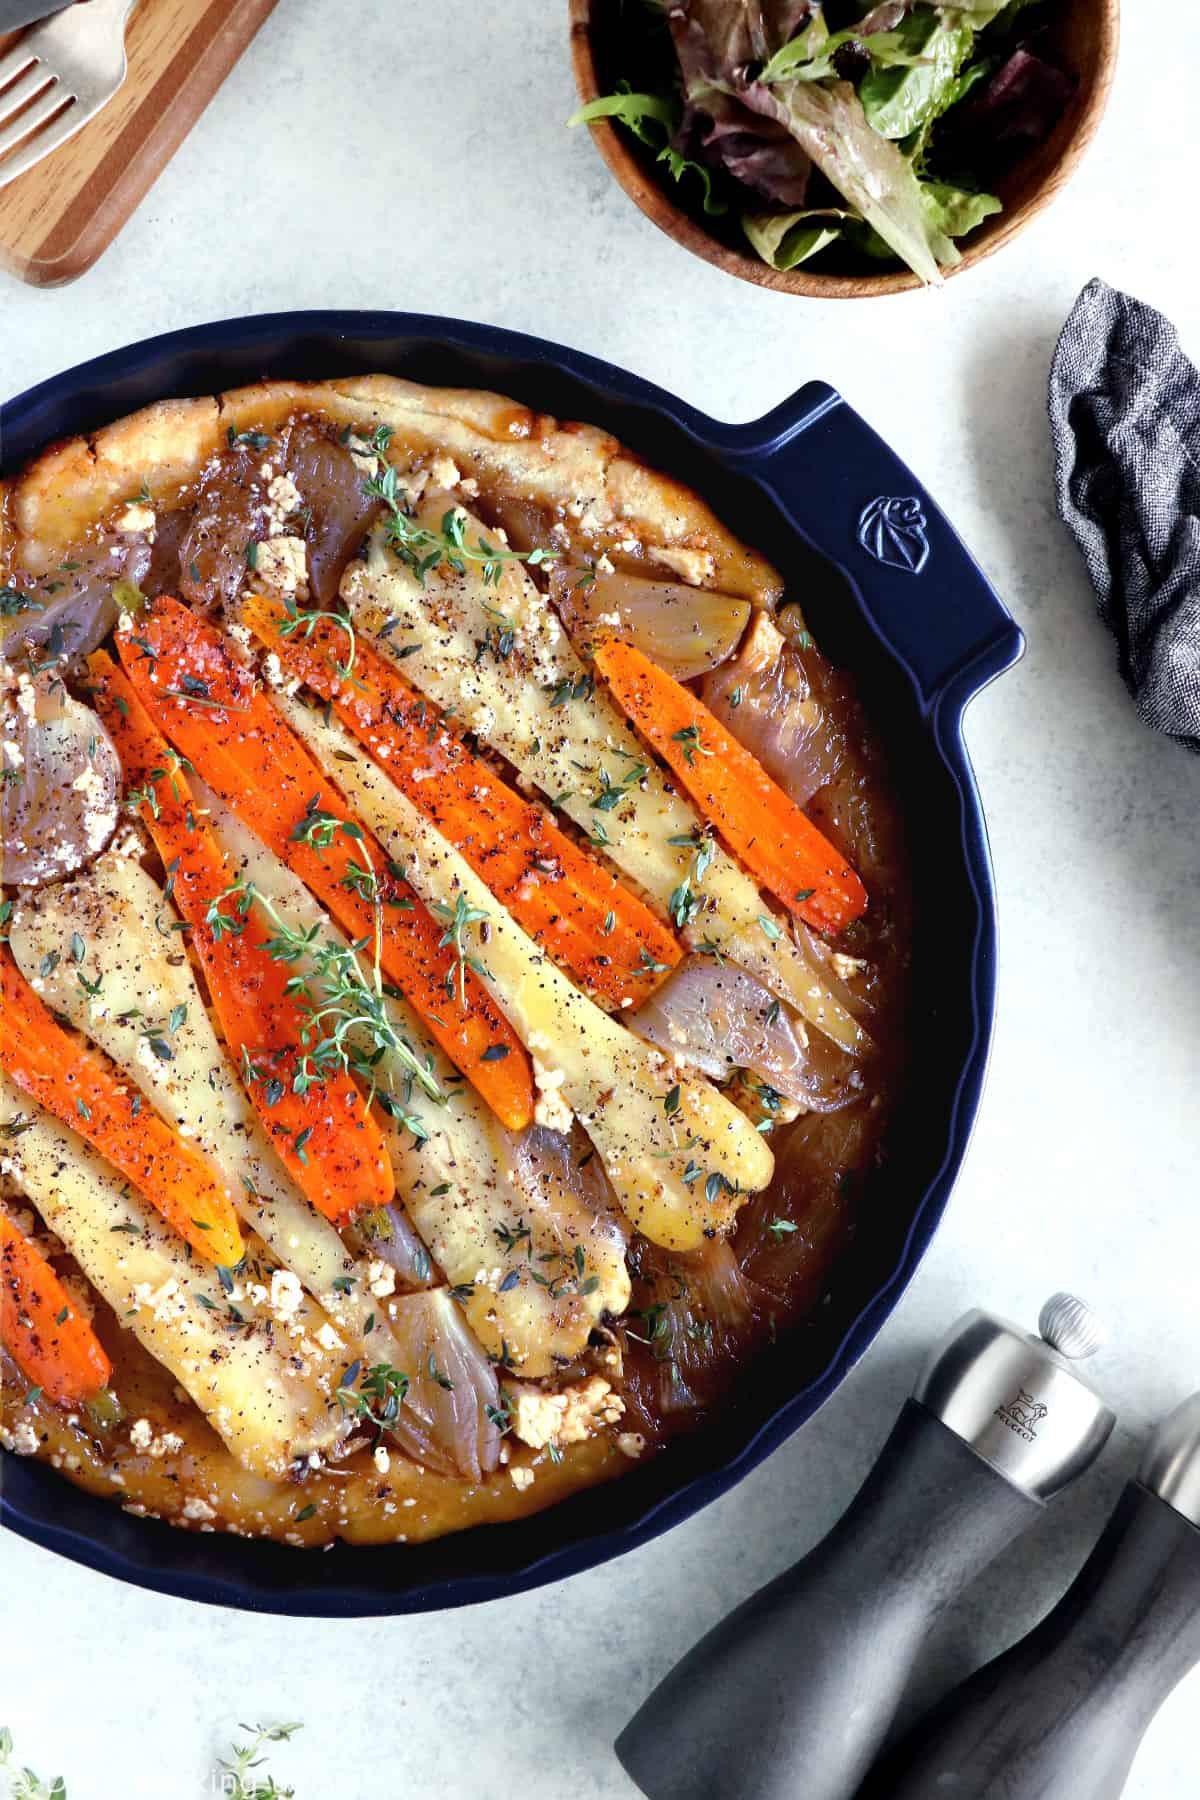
[616,1299,1114,1800]
[862,1394,1200,1799]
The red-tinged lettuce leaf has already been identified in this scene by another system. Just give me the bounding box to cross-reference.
[670,8,814,206]
[670,0,817,79]
[695,112,813,204]
[856,0,920,31]
[945,46,1075,175]
[737,76,955,283]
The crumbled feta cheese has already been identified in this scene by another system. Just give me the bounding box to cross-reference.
[315,1322,344,1352]
[267,472,303,517]
[132,1277,186,1325]
[2,738,23,769]
[254,535,309,599]
[617,1432,647,1459]
[831,953,868,982]
[509,1465,535,1492]
[269,1268,304,1321]
[532,1057,573,1135]
[510,1376,624,1451]
[343,433,381,478]
[653,545,716,586]
[367,1259,396,1300]
[115,503,156,536]
[429,454,460,491]
[129,1417,154,1451]
[595,554,615,576]
[182,1495,217,1522]
[7,1421,39,1456]
[225,621,254,664]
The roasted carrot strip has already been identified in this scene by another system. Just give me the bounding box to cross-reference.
[0,950,244,1265]
[114,597,533,1131]
[1,1214,112,1405]
[89,653,396,1225]
[593,639,868,936]
[241,595,683,1007]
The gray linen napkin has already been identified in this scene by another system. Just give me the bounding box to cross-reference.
[1049,277,1200,753]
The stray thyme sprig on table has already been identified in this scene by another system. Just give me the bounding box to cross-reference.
[216,1722,303,1800]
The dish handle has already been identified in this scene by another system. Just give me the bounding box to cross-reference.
[726,385,1024,714]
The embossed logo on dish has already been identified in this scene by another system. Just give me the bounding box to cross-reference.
[995,1388,1050,1444]
[857,495,930,575]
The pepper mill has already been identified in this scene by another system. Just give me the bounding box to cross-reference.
[615,1295,1114,1800]
[860,1391,1200,1799]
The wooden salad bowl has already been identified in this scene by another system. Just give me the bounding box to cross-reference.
[569,0,1120,298]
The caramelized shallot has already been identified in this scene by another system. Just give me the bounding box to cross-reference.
[629,955,862,1112]
[1,675,120,887]
[702,609,849,807]
[350,1203,438,1291]
[368,1288,501,1481]
[626,1239,771,1417]
[550,563,750,680]
[285,421,380,605]
[1,540,152,665]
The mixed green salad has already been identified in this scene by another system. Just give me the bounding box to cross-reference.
[571,1,1074,284]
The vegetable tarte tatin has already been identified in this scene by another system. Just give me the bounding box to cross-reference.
[0,379,909,1545]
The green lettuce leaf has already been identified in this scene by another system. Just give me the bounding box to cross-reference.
[845,175,1000,258]
[919,177,1001,235]
[568,86,728,214]
[860,10,977,139]
[742,207,856,268]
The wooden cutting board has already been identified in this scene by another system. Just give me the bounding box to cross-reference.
[0,0,278,287]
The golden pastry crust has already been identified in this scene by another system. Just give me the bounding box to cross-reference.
[5,376,782,603]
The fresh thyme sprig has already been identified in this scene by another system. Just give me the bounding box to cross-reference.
[591,759,648,814]
[431,892,490,1008]
[205,881,445,1133]
[0,1727,66,1800]
[275,597,357,676]
[666,828,717,930]
[336,1359,410,1431]
[365,463,557,588]
[215,1722,302,1800]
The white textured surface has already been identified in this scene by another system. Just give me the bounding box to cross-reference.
[2,4,1198,1795]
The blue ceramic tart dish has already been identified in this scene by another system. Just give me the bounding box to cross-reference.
[0,312,1021,1615]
